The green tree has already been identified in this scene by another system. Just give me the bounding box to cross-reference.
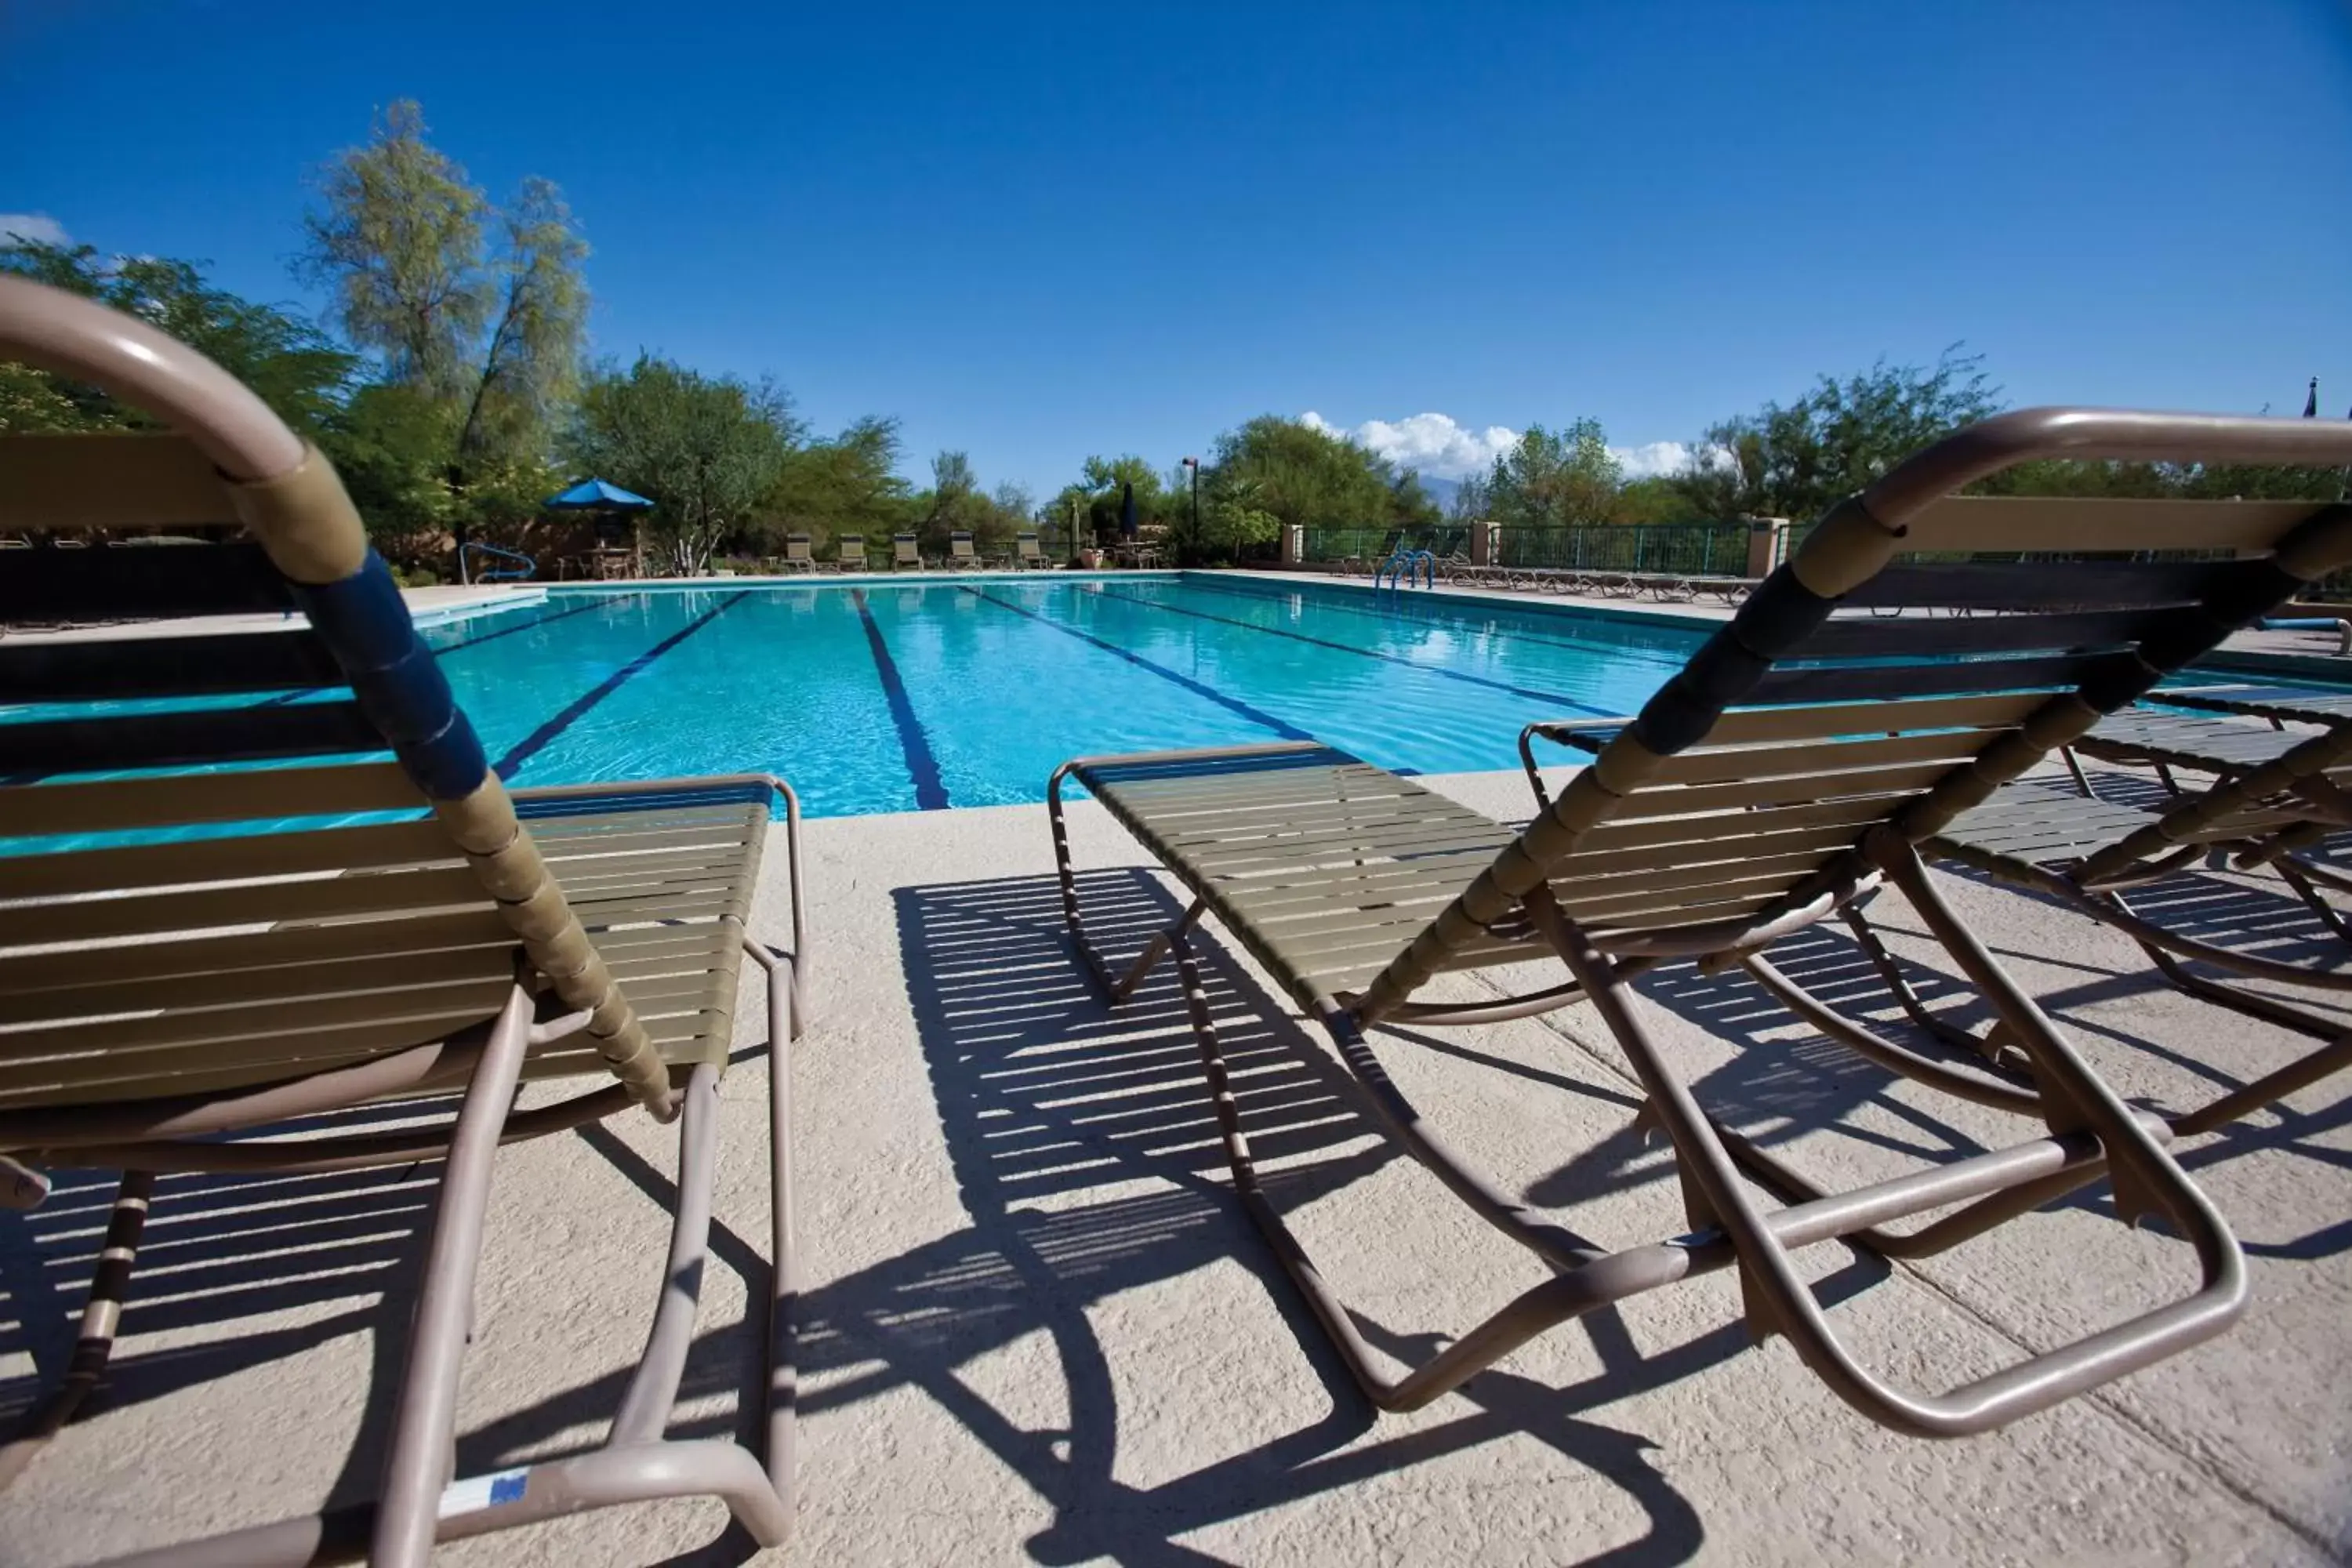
[299,100,590,521]
[0,239,356,436]
[912,448,982,554]
[1204,417,1392,529]
[1446,470,1492,525]
[319,382,460,559]
[299,100,493,400]
[1671,349,2000,521]
[1388,469,1444,531]
[567,354,800,575]
[1486,419,1621,528]
[765,416,913,547]
[1046,453,1171,551]
[1612,474,1706,523]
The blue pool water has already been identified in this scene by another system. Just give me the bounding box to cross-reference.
[415,575,1709,818]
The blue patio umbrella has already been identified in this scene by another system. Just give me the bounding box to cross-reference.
[546,478,655,510]
[2305,378,2320,419]
[1120,481,1138,539]
[545,478,656,578]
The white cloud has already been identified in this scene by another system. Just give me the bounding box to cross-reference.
[1610,441,1693,480]
[0,212,69,248]
[1301,409,1519,479]
[1301,409,1700,483]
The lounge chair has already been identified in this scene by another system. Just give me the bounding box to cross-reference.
[1014,531,1049,569]
[946,529,979,569]
[1047,408,2352,1432]
[892,532,926,571]
[0,276,808,1565]
[832,532,868,572]
[2167,682,2352,724]
[781,531,817,572]
[1833,735,2352,1138]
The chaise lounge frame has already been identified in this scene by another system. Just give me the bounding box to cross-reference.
[0,276,809,1567]
[1048,408,2352,1435]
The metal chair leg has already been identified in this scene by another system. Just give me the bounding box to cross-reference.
[0,1168,154,1490]
[371,978,536,1568]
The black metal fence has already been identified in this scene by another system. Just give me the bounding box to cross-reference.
[1300,527,1468,566]
[1495,523,1748,575]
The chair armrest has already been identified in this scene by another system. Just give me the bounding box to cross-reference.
[1518,718,1632,809]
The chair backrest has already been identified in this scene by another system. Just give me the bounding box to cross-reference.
[0,274,676,1118]
[836,534,866,564]
[1357,408,2352,1018]
[893,533,920,561]
[949,531,976,559]
[1016,532,1043,559]
[785,532,812,561]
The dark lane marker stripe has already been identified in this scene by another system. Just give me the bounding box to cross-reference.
[960,586,1312,741]
[1087,586,1621,719]
[851,588,949,810]
[495,591,750,780]
[252,595,630,711]
[436,593,622,656]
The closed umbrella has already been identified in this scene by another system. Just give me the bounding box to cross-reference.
[1120,482,1138,539]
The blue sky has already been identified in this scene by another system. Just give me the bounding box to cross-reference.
[6,1,2349,495]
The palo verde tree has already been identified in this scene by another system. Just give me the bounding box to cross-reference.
[298,100,590,544]
[567,354,800,575]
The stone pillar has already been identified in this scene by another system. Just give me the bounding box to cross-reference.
[1744,517,1790,579]
[1470,520,1497,566]
[1281,524,1304,568]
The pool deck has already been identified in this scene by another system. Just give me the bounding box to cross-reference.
[2,583,549,643]
[5,758,2350,1565]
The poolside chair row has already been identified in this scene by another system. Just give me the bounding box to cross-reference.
[1338,550,1759,604]
[11,274,2352,1560]
[1467,561,1757,602]
[775,530,1054,573]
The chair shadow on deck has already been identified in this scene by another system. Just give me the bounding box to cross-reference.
[1592,877,2352,1261]
[4,868,1939,1568]
[825,866,1875,1567]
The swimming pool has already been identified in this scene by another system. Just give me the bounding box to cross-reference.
[422,575,1709,818]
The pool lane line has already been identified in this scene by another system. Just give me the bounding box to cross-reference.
[493,590,751,781]
[1082,585,1624,719]
[958,586,1313,742]
[851,588,950,810]
[435,593,624,656]
[1174,573,1695,663]
[241,596,630,713]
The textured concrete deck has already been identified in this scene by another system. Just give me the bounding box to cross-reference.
[4,762,2350,1566]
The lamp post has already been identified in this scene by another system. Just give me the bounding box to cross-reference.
[1182,456,1200,559]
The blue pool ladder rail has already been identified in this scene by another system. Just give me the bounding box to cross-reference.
[1375,546,1435,591]
[460,541,537,584]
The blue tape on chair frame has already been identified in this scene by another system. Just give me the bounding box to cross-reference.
[294,552,416,672]
[293,548,488,799]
